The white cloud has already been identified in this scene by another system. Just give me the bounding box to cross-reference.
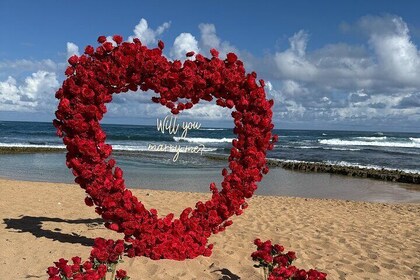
[129,18,171,46]
[182,103,231,120]
[20,71,59,101]
[265,81,273,91]
[273,16,420,91]
[0,71,59,111]
[2,16,420,131]
[0,76,20,105]
[198,23,238,57]
[263,15,420,130]
[170,33,200,60]
[363,16,420,86]
[199,24,221,50]
[66,42,79,58]
[274,31,317,81]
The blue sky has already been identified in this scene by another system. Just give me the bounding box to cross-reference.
[1,0,420,132]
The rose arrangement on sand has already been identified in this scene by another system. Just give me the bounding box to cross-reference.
[49,35,277,279]
[252,239,327,280]
[48,238,129,280]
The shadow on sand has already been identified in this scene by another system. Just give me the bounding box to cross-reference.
[4,216,243,279]
[3,215,103,246]
[212,268,241,280]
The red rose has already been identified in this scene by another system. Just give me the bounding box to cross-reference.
[97,36,106,43]
[68,55,78,66]
[64,66,74,76]
[82,261,93,270]
[286,251,296,261]
[71,256,81,265]
[84,197,94,206]
[210,48,219,57]
[113,35,123,45]
[116,269,127,278]
[103,42,114,52]
[46,266,59,276]
[84,45,94,55]
[226,53,237,63]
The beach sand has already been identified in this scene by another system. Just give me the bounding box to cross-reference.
[0,178,419,279]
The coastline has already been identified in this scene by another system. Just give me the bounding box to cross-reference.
[0,178,419,279]
[1,146,420,185]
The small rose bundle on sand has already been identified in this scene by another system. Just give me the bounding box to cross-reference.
[252,238,327,280]
[47,238,129,280]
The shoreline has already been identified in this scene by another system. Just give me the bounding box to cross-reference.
[1,176,419,204]
[0,178,419,279]
[1,146,420,186]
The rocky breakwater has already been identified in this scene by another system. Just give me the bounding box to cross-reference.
[0,146,64,154]
[204,154,420,185]
[270,160,420,185]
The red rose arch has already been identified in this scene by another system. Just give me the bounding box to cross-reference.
[53,35,277,261]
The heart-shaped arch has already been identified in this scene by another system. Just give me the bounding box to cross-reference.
[53,35,276,261]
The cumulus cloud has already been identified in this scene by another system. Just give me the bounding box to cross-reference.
[361,15,420,86]
[0,71,59,111]
[170,33,200,60]
[129,18,171,46]
[275,31,317,81]
[2,15,420,131]
[182,103,231,120]
[266,15,420,130]
[273,16,420,89]
[198,23,238,57]
[66,42,79,58]
[0,77,20,105]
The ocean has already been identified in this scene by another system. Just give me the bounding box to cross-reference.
[0,120,419,202]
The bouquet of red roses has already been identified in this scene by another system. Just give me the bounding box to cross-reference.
[251,239,327,280]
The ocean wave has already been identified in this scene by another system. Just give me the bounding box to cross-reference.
[173,137,234,143]
[111,144,150,151]
[319,139,420,149]
[295,146,315,149]
[268,158,420,174]
[278,145,361,151]
[327,147,361,151]
[0,143,218,153]
[354,136,387,141]
[110,144,218,153]
[324,160,420,174]
[200,128,226,131]
[409,137,420,143]
[0,143,64,149]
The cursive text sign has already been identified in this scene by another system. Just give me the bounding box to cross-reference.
[150,115,205,161]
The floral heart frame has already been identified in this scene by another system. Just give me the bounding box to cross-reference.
[53,35,276,261]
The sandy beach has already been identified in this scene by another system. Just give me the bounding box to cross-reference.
[0,178,419,280]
